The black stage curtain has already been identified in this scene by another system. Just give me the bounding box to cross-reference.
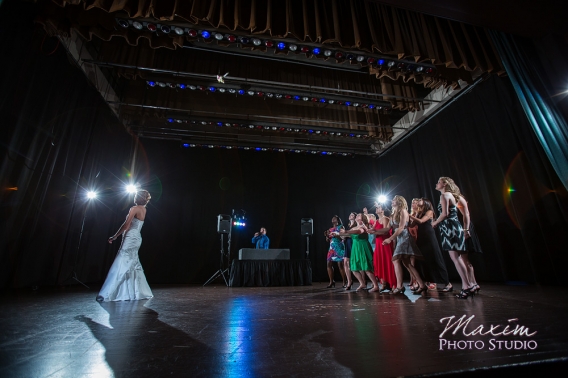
[0,1,135,289]
[375,75,568,285]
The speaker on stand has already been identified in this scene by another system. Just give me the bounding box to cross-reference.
[204,215,232,286]
[301,218,313,259]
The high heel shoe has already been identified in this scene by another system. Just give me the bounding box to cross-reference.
[326,281,336,288]
[390,286,406,294]
[455,289,470,299]
[441,284,453,292]
[473,284,481,294]
[413,286,427,295]
[466,286,476,297]
[345,284,352,291]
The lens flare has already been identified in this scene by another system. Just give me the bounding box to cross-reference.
[126,184,138,193]
[378,195,387,203]
[87,191,97,199]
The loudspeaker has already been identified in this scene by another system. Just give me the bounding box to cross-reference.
[301,218,313,235]
[217,214,231,234]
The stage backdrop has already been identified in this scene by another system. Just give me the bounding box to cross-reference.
[1,1,567,288]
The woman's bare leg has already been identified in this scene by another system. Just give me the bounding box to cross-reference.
[338,261,347,286]
[326,261,334,285]
[449,251,472,289]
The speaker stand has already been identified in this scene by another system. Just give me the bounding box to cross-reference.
[305,235,310,259]
[203,233,229,286]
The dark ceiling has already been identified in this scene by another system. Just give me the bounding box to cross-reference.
[35,0,566,157]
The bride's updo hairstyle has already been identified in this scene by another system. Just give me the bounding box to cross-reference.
[135,190,151,206]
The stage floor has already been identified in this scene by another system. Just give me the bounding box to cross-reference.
[1,282,567,377]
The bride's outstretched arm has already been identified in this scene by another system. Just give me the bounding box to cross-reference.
[108,207,138,243]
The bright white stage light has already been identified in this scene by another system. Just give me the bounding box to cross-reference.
[378,195,387,203]
[87,191,97,199]
[126,184,138,194]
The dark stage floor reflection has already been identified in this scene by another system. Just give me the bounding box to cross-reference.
[1,283,567,377]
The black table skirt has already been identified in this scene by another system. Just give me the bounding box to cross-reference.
[229,259,312,287]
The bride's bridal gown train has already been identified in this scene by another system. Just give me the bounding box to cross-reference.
[97,217,153,302]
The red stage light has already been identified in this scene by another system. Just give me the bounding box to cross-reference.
[147,23,157,32]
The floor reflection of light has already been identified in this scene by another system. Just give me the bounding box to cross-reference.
[223,297,255,377]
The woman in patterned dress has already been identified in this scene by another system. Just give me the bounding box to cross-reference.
[431,177,475,299]
[324,215,347,288]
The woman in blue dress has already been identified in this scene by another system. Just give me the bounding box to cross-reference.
[324,215,346,288]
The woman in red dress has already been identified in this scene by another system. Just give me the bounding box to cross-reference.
[368,203,397,293]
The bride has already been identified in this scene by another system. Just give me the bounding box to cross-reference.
[96,189,154,302]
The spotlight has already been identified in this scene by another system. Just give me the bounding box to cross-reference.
[147,23,157,32]
[214,33,224,40]
[178,83,186,89]
[378,195,387,203]
[312,48,321,55]
[182,143,190,148]
[288,44,298,51]
[335,52,344,59]
[87,191,97,199]
[356,55,365,62]
[126,184,138,194]
[265,40,274,48]
[188,29,198,37]
[238,89,245,95]
[252,38,262,46]
[209,86,216,92]
[324,50,333,57]
[147,81,156,87]
[239,37,250,44]
[160,25,171,34]
[277,42,286,50]
[300,46,310,53]
[117,19,129,28]
[174,27,184,35]
[132,21,143,30]
[320,98,327,103]
[201,30,211,39]
[227,35,237,43]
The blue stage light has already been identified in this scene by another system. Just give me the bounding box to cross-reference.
[167,118,174,123]
[320,98,326,103]
[238,89,245,95]
[378,59,385,65]
[293,95,300,100]
[217,122,223,126]
[277,42,286,50]
[209,86,216,92]
[345,101,351,106]
[313,48,320,55]
[182,143,190,148]
[201,30,211,39]
[148,81,156,87]
[368,104,375,109]
[255,147,262,151]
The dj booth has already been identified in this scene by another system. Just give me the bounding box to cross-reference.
[228,248,312,287]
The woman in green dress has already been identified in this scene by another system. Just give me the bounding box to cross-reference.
[336,214,380,292]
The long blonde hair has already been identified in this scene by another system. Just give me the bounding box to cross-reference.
[391,195,408,223]
[439,177,460,202]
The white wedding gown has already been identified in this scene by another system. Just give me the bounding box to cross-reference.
[96,217,153,302]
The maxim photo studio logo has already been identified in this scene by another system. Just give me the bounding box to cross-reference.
[439,315,537,351]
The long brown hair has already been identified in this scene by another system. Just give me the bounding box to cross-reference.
[418,198,435,218]
[391,195,408,223]
[439,177,460,202]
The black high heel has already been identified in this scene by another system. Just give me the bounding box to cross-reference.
[413,286,427,295]
[345,284,352,291]
[326,281,336,288]
[455,289,470,299]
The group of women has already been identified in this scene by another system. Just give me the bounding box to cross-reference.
[324,177,482,299]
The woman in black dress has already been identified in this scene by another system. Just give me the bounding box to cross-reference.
[432,177,475,299]
[453,183,483,293]
[409,198,451,292]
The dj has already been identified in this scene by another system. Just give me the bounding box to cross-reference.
[252,227,270,249]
